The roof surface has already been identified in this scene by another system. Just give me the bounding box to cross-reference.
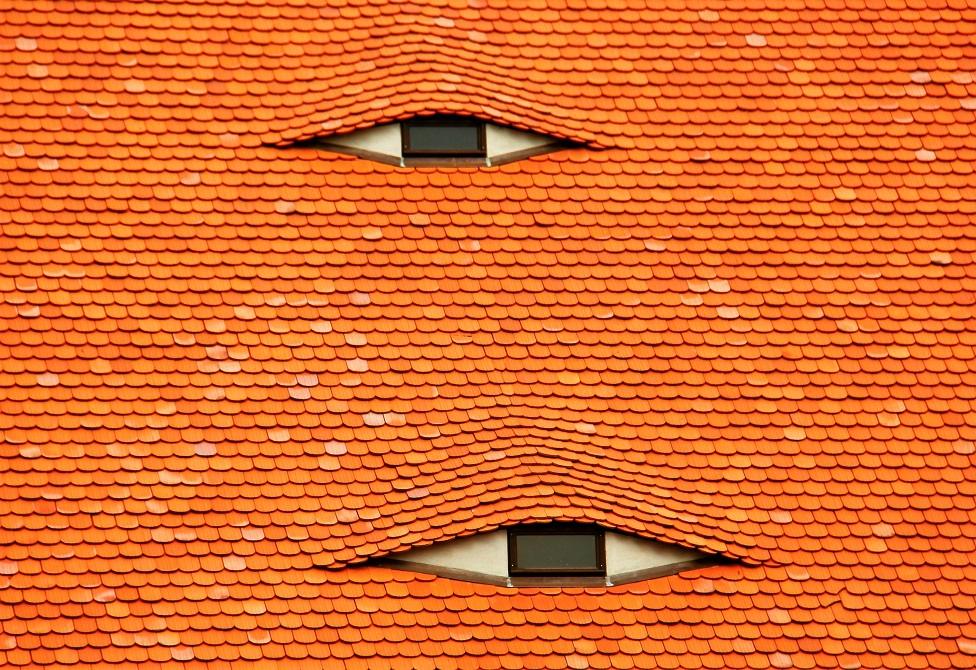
[2,0,976,668]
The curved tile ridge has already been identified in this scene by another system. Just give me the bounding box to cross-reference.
[307,475,748,570]
[265,100,608,151]
[258,64,611,149]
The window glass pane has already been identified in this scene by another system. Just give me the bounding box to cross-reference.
[515,533,598,571]
[407,124,481,153]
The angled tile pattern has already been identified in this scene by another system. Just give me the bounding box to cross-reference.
[2,0,976,668]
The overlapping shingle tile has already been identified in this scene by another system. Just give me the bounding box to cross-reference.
[2,0,976,668]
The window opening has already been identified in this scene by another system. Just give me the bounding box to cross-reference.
[508,524,606,577]
[401,116,486,158]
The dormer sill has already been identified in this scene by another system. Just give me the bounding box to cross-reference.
[315,141,566,167]
[376,556,731,588]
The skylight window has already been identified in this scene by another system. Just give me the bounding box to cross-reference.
[401,116,486,158]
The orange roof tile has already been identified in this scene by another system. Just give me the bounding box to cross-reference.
[2,0,976,668]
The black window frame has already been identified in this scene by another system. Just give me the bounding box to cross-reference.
[401,116,487,158]
[507,524,606,577]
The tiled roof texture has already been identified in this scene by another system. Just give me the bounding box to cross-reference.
[2,0,976,668]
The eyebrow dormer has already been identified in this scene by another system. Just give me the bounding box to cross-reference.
[314,114,566,167]
[376,522,726,587]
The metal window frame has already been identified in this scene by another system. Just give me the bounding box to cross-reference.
[401,117,487,158]
[507,524,606,577]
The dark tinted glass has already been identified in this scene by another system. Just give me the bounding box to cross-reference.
[405,124,482,154]
[514,533,598,571]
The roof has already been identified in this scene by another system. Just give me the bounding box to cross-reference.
[2,0,976,668]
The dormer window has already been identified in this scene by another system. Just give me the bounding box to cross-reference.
[401,116,486,158]
[376,522,724,587]
[309,116,567,167]
[508,524,605,577]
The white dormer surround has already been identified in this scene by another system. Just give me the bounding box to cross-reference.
[383,528,715,586]
[320,120,561,166]
[326,123,403,158]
